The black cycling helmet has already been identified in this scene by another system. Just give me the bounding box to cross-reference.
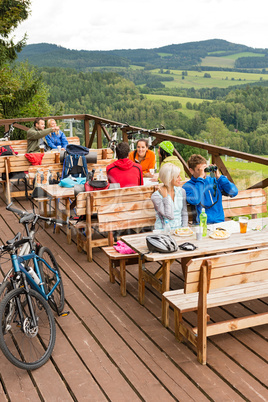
[146,234,178,253]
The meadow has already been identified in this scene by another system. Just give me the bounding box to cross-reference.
[145,94,210,117]
[151,68,267,89]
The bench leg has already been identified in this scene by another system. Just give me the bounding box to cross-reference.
[119,260,126,297]
[174,310,183,342]
[161,260,171,327]
[138,257,145,305]
[197,262,208,365]
[109,259,115,283]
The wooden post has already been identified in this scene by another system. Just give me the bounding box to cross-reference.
[84,117,90,148]
[96,123,102,149]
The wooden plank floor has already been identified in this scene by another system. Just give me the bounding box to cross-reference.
[0,189,267,401]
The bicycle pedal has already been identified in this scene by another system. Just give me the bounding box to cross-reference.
[60,311,70,317]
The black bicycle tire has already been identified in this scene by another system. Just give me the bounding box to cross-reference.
[38,247,65,313]
[0,287,56,370]
[0,281,12,300]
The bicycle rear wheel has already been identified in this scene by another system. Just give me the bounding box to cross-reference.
[38,247,65,313]
[0,287,56,370]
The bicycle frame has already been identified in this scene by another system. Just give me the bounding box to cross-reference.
[11,252,61,303]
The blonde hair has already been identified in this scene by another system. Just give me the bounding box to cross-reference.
[158,163,180,187]
[47,119,57,136]
[46,119,56,128]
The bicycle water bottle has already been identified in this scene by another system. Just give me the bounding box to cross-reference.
[164,219,171,235]
[199,208,207,237]
[26,265,41,285]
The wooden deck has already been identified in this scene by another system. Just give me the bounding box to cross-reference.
[0,187,268,401]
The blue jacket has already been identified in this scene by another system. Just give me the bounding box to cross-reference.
[182,175,238,224]
[45,130,68,149]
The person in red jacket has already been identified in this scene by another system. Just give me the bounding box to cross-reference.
[106,142,143,187]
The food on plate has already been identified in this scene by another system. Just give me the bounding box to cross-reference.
[174,227,194,236]
[252,225,266,231]
[209,229,230,239]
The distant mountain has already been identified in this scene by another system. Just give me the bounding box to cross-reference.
[17,39,268,70]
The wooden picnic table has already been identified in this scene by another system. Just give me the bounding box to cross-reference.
[121,217,268,322]
[40,184,74,242]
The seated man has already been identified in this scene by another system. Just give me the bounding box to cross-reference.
[182,154,238,224]
[27,117,60,153]
[106,142,143,187]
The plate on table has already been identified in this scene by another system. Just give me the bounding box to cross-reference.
[174,227,194,237]
[209,229,230,240]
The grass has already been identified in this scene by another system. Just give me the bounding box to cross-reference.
[201,52,265,68]
[150,69,267,89]
[145,94,211,117]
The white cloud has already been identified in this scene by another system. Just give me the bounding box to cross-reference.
[13,0,268,51]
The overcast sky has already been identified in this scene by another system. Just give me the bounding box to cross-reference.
[13,0,268,51]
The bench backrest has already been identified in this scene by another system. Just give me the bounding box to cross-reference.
[222,188,267,218]
[187,188,267,222]
[76,185,158,232]
[2,136,80,155]
[185,247,268,294]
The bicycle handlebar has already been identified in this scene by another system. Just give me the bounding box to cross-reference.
[7,203,68,226]
[6,203,28,216]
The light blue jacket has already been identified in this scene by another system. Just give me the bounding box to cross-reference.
[151,186,188,230]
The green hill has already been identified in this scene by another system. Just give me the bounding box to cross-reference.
[17,39,268,71]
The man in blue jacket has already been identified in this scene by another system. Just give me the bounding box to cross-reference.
[182,154,238,224]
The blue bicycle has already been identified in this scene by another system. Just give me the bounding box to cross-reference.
[0,210,68,370]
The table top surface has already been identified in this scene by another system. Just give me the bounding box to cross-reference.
[41,184,74,198]
[121,217,268,261]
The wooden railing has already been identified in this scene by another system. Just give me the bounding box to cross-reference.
[1,114,267,190]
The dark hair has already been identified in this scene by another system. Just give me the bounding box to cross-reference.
[133,138,149,160]
[116,142,130,159]
[187,154,207,170]
[159,147,170,161]
[136,138,149,148]
[34,117,45,127]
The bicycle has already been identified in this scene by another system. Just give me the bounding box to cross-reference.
[0,234,59,370]
[0,122,15,141]
[0,204,67,315]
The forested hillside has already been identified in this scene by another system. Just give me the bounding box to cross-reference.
[18,39,268,70]
[39,67,268,156]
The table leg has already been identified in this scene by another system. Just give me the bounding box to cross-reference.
[138,256,145,305]
[66,198,71,244]
[55,198,60,233]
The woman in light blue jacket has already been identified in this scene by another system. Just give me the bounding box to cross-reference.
[151,163,188,230]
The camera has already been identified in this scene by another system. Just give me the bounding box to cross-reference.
[204,165,217,173]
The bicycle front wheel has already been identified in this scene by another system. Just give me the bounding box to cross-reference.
[0,287,56,370]
[38,247,65,313]
[0,280,12,301]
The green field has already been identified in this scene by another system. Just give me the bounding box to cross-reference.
[145,94,211,117]
[202,52,265,68]
[151,69,267,89]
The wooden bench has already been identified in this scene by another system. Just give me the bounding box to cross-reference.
[162,247,268,365]
[72,185,158,263]
[0,142,114,203]
[2,136,81,155]
[187,188,267,223]
[102,246,139,296]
